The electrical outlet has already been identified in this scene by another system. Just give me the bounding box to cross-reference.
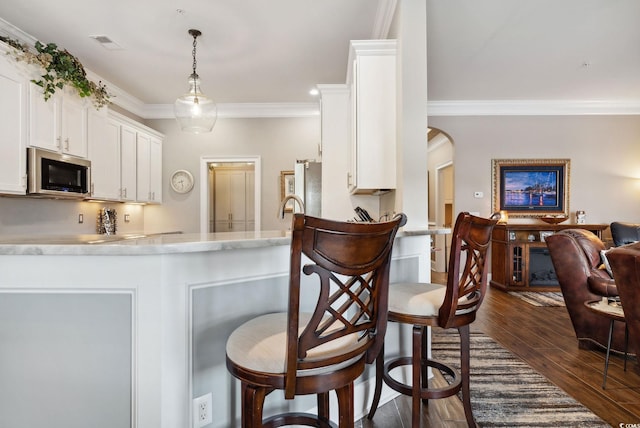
[193,392,212,427]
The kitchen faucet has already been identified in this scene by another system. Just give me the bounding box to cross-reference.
[278,194,305,219]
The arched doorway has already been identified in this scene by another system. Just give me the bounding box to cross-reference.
[428,128,454,272]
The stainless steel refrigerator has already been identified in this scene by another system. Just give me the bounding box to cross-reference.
[294,160,322,217]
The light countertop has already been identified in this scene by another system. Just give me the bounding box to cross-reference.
[0,227,450,256]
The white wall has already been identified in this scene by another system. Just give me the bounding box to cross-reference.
[144,116,320,234]
[429,115,640,230]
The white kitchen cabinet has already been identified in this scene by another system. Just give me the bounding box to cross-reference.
[149,137,162,203]
[119,124,137,202]
[88,110,162,203]
[347,39,397,194]
[29,84,88,158]
[136,132,162,204]
[0,47,28,195]
[87,109,121,200]
[214,169,253,232]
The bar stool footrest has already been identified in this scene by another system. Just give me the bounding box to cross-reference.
[262,412,337,428]
[382,355,463,400]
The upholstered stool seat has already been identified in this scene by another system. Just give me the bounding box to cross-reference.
[387,282,446,316]
[225,213,406,428]
[368,212,500,428]
[226,313,365,379]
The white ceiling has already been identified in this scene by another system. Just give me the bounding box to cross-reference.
[0,0,639,117]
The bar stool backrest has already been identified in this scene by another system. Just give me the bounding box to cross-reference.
[438,212,500,329]
[284,213,406,398]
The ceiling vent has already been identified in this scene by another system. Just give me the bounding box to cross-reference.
[89,35,123,50]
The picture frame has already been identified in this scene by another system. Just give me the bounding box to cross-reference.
[280,170,295,212]
[492,159,570,218]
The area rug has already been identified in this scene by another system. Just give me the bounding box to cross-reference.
[431,329,608,427]
[507,291,565,307]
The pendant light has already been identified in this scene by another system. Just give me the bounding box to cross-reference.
[174,29,217,133]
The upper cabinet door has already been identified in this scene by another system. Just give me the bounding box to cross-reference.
[29,84,60,153]
[60,94,88,158]
[0,50,28,194]
[29,84,88,158]
[136,132,162,203]
[120,124,138,202]
[149,137,162,204]
[136,132,152,202]
[88,110,121,200]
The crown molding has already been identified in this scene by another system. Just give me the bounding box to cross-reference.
[140,102,320,120]
[427,100,640,116]
[372,0,398,39]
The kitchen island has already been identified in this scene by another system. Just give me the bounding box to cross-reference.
[0,227,448,428]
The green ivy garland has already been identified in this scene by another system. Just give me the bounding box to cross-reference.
[1,36,111,109]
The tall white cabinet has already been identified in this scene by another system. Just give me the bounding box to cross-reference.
[347,40,397,195]
[213,169,254,232]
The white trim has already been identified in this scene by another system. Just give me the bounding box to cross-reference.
[129,98,640,119]
[199,156,262,234]
[427,99,640,116]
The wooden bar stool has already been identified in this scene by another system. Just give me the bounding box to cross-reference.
[226,213,406,427]
[368,212,500,427]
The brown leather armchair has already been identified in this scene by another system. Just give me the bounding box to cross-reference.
[607,243,640,372]
[545,229,627,353]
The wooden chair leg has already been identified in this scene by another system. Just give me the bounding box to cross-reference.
[241,382,267,428]
[421,325,429,405]
[459,325,477,428]
[367,345,384,420]
[411,324,422,428]
[335,382,354,428]
[318,392,330,421]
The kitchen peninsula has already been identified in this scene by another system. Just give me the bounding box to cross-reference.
[0,226,448,428]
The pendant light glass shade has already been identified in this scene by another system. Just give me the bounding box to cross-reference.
[174,29,217,133]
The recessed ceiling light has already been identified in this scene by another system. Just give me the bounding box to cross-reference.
[89,35,123,50]
[309,88,319,96]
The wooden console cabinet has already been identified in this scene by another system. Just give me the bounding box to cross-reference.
[490,223,608,291]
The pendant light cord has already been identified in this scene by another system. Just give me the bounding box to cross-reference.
[192,32,198,78]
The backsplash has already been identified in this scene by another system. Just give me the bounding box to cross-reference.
[0,197,144,235]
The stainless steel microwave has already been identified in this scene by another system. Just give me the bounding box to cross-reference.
[27,148,91,198]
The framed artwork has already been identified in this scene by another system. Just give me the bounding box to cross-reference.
[280,170,295,212]
[492,159,570,218]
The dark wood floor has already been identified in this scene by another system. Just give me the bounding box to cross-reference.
[359,277,640,427]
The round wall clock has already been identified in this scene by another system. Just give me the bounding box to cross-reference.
[170,169,194,193]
